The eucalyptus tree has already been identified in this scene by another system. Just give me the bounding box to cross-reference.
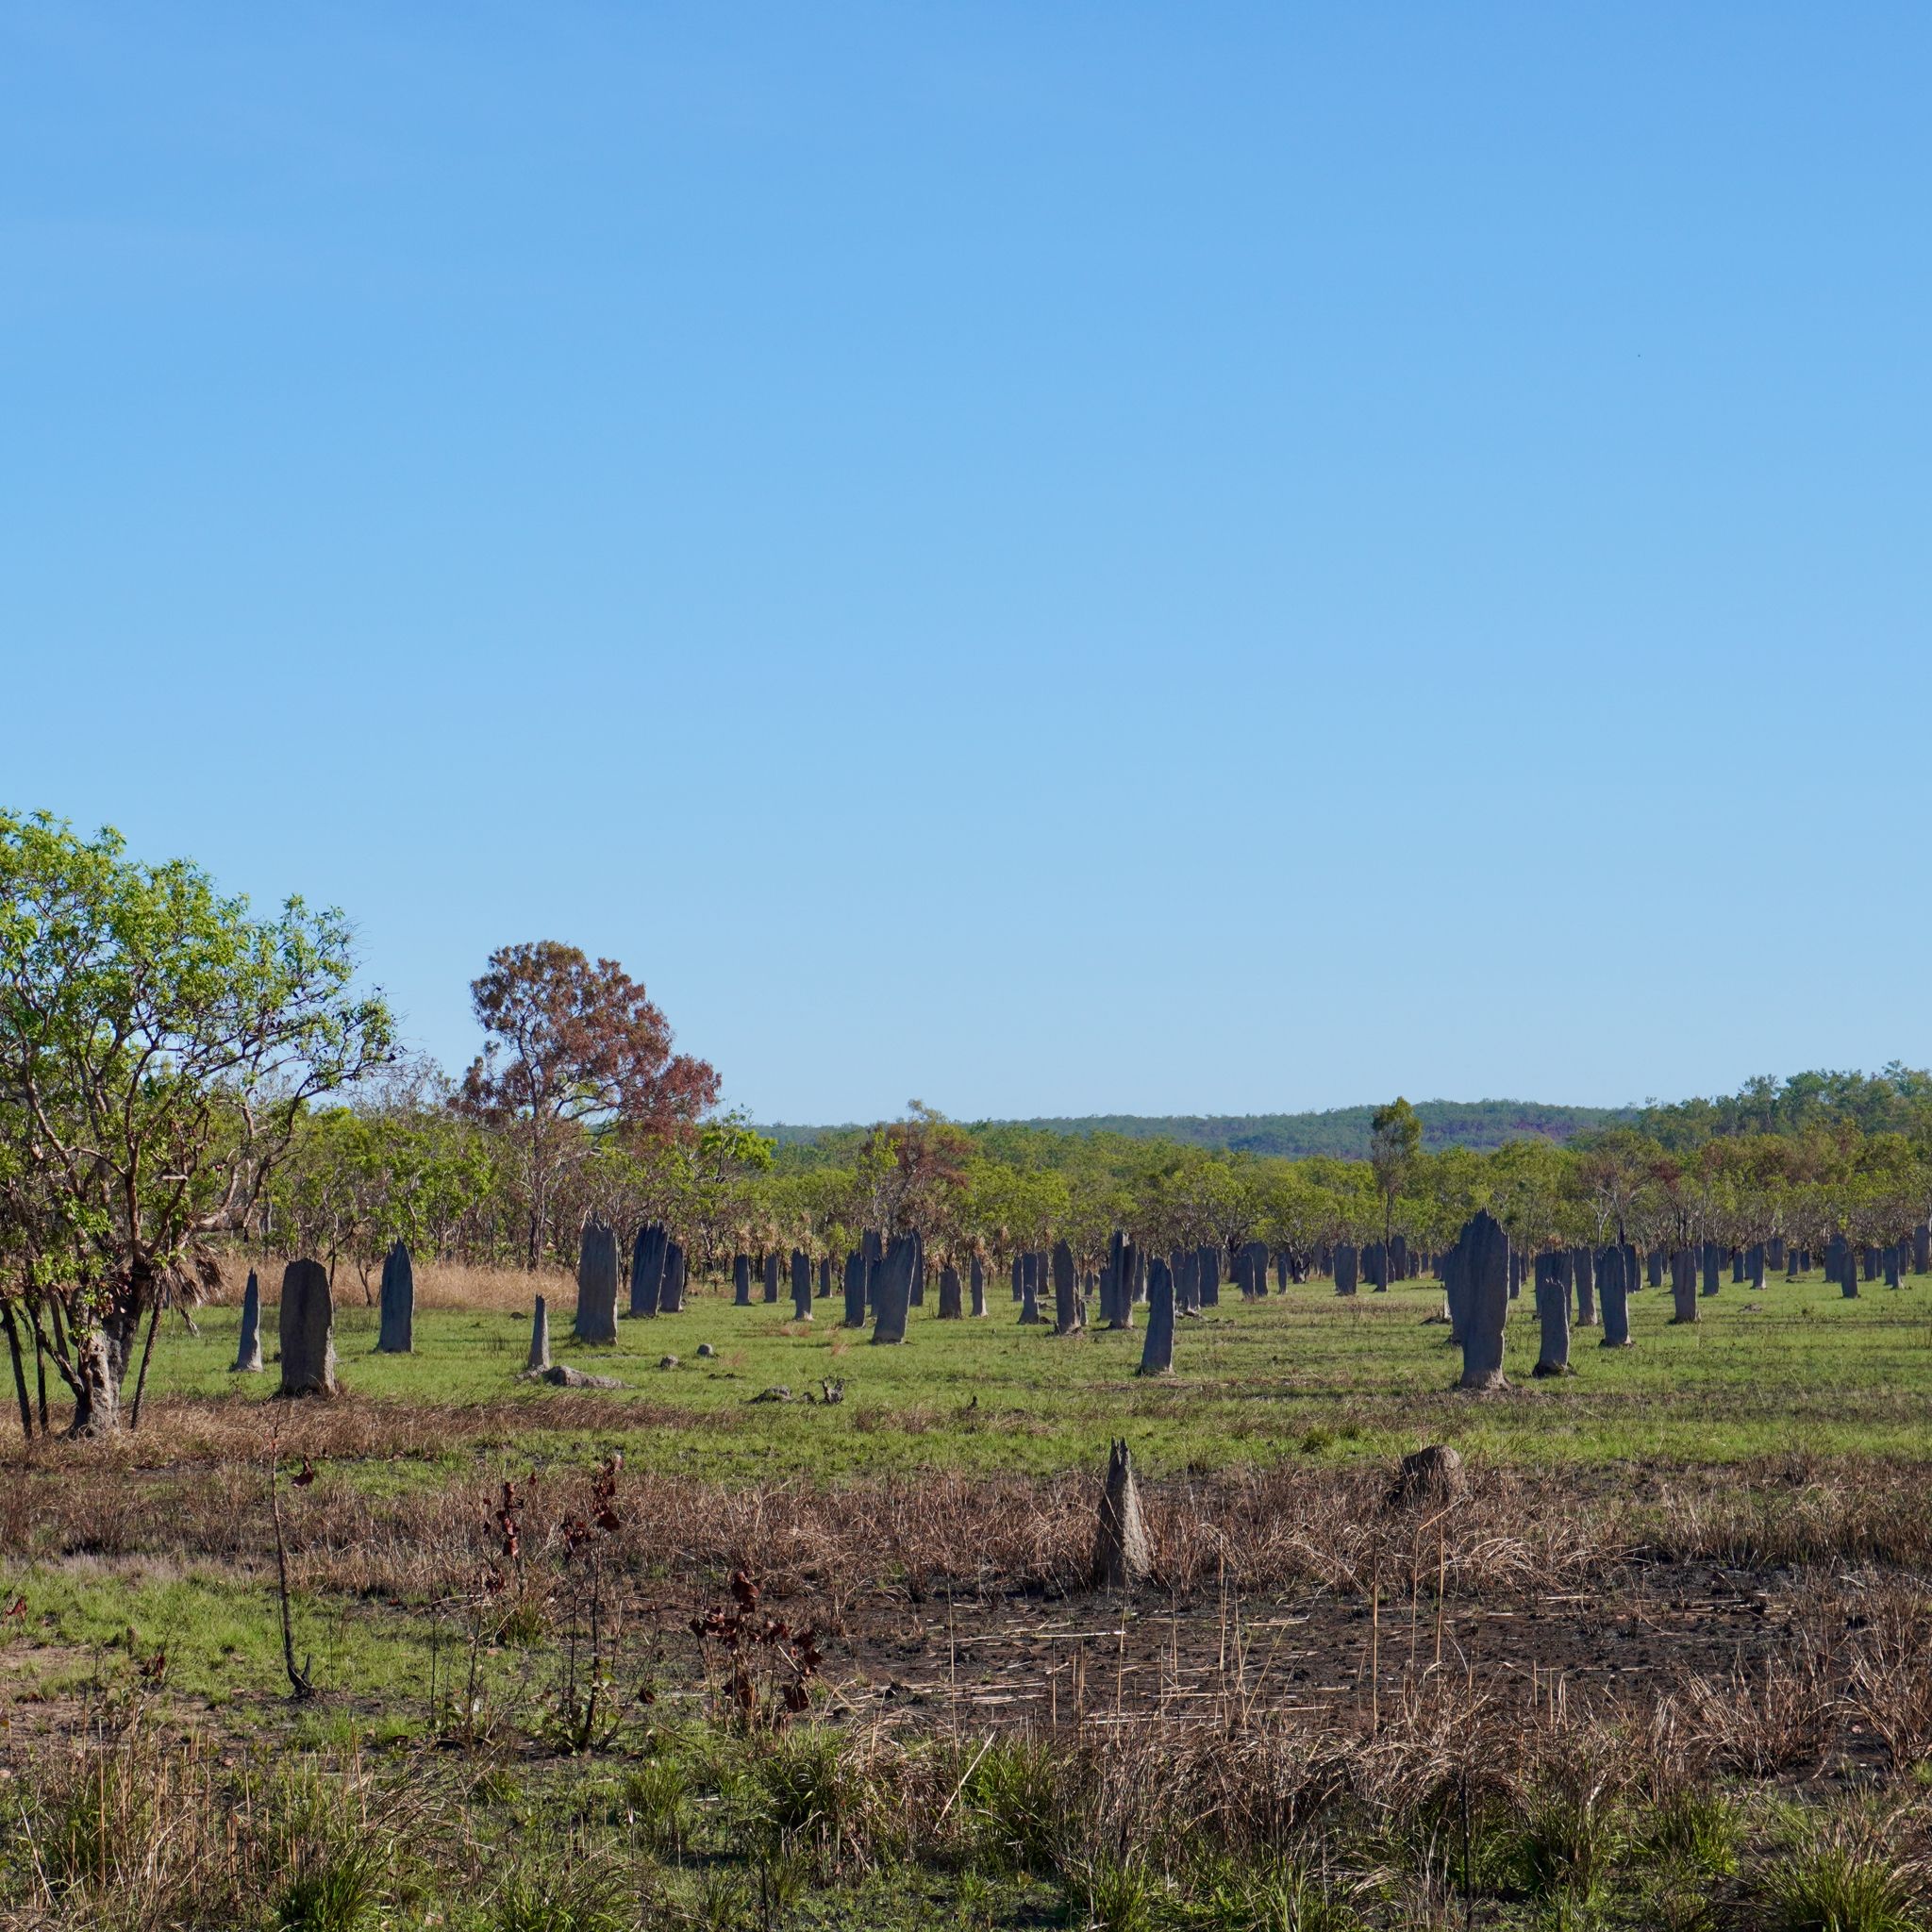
[1570,1128,1653,1245]
[1369,1097,1422,1272]
[0,811,392,1434]
[847,1103,974,1238]
[675,1112,776,1270]
[964,1158,1066,1276]
[1484,1138,1572,1256]
[1252,1158,1326,1276]
[458,941,717,1268]
[1408,1146,1491,1262]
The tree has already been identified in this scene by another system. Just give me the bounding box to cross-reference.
[850,1103,973,1239]
[0,812,392,1434]
[458,941,719,1268]
[1369,1097,1422,1279]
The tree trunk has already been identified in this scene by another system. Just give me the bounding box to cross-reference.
[65,1291,144,1437]
[126,1292,166,1430]
[0,1305,32,1441]
[31,1315,48,1433]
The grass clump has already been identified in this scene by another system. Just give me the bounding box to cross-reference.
[1756,1819,1926,1932]
[488,1858,637,1932]
[962,1736,1074,1874]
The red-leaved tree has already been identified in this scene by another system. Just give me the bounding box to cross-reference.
[459,941,719,1267]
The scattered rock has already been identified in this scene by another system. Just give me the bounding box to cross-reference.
[749,1386,793,1404]
[696,1342,716,1358]
[819,1378,844,1406]
[658,1355,680,1370]
[519,1363,624,1390]
[1387,1443,1468,1509]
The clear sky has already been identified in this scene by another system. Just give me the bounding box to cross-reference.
[4,5,1928,1124]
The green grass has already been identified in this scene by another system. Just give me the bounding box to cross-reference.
[2,1563,448,1712]
[133,1268,1932,1479]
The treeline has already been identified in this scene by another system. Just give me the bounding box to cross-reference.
[266,1082,1932,1293]
[765,1098,1634,1159]
[1637,1065,1932,1149]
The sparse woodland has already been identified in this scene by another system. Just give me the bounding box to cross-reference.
[11,814,1932,1930]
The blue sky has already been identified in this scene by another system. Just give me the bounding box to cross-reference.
[4,4,1928,1124]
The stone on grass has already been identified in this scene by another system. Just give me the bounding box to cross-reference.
[1053,1241,1080,1335]
[375,1241,414,1353]
[630,1224,667,1318]
[1532,1254,1572,1376]
[871,1234,917,1344]
[1197,1243,1221,1308]
[1019,1251,1042,1325]
[1457,1212,1509,1391]
[1570,1247,1595,1328]
[1138,1259,1175,1376]
[231,1269,264,1374]
[1670,1249,1700,1324]
[1598,1245,1633,1347]
[1440,1235,1468,1343]
[696,1341,716,1358]
[277,1258,337,1398]
[526,1294,550,1371]
[1243,1240,1268,1303]
[575,1221,620,1343]
[658,1355,679,1370]
[1174,1249,1196,1315]
[522,1363,624,1391]
[1091,1439,1153,1590]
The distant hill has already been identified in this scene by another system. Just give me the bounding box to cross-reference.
[761,1099,1636,1160]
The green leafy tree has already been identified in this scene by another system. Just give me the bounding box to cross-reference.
[1369,1097,1423,1274]
[0,812,392,1435]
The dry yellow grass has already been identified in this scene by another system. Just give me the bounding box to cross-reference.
[205,1253,571,1315]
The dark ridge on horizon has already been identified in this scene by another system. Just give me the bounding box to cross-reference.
[757,1098,1639,1160]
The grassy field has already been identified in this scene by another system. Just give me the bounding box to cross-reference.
[12,1263,1932,1929]
[133,1259,1932,1477]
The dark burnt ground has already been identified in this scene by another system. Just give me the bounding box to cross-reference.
[675,1558,1822,1736]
